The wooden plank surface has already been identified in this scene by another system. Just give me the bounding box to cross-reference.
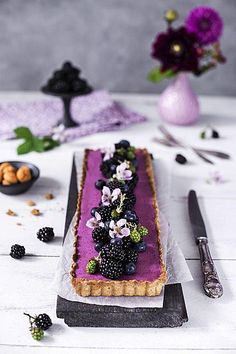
[0,92,236,352]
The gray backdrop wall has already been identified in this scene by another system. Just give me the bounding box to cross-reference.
[0,0,235,95]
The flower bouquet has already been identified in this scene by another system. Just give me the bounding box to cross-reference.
[148,7,226,125]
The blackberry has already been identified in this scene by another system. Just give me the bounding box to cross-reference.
[123,193,136,210]
[126,174,139,192]
[35,314,52,330]
[122,236,133,251]
[37,227,55,242]
[10,244,25,259]
[106,179,125,191]
[92,227,108,243]
[100,158,119,178]
[100,243,125,262]
[98,206,113,222]
[175,154,187,165]
[31,327,44,341]
[125,249,138,264]
[100,258,123,279]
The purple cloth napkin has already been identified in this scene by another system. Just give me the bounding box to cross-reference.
[0,90,146,141]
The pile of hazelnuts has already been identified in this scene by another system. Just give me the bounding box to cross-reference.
[0,163,32,186]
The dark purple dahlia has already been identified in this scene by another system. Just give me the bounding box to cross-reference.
[151,26,199,73]
[185,6,223,45]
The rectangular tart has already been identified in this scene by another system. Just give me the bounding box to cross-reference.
[71,148,167,296]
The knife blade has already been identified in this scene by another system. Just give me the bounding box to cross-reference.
[188,190,223,298]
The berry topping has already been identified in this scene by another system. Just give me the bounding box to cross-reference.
[125,249,138,264]
[98,205,113,222]
[130,229,141,243]
[90,207,99,217]
[134,241,147,253]
[119,140,130,149]
[92,227,109,243]
[86,258,98,274]
[100,258,123,279]
[100,243,126,262]
[10,244,25,259]
[37,227,55,242]
[124,262,136,275]
[123,210,139,224]
[95,179,106,190]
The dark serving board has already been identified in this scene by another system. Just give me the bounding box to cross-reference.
[56,156,188,327]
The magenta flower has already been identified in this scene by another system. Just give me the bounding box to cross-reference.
[86,212,104,229]
[115,162,132,181]
[109,219,130,239]
[101,186,121,206]
[186,6,223,45]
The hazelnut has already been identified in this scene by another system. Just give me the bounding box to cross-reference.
[31,208,41,216]
[16,166,32,183]
[2,165,16,174]
[0,162,11,173]
[2,179,11,186]
[3,172,18,184]
[6,209,17,216]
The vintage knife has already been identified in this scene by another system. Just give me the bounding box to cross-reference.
[188,190,223,298]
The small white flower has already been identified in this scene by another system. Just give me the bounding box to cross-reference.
[86,212,104,229]
[52,124,67,143]
[101,186,121,206]
[115,162,132,181]
[101,144,115,161]
[109,219,130,239]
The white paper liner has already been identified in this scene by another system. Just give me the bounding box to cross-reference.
[55,153,193,308]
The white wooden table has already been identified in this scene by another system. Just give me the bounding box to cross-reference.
[0,92,235,354]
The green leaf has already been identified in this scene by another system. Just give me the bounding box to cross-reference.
[17,140,33,155]
[147,67,176,83]
[14,127,33,140]
[32,137,45,153]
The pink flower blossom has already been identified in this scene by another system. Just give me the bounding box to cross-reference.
[101,144,115,161]
[109,219,130,238]
[86,212,104,229]
[116,162,132,181]
[101,186,121,206]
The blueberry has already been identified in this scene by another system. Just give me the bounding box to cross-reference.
[91,207,99,217]
[95,242,104,252]
[212,129,220,138]
[123,184,130,193]
[110,164,117,173]
[125,262,136,275]
[123,210,138,223]
[110,238,123,246]
[134,241,147,253]
[119,140,130,149]
[95,179,106,190]
[115,143,121,149]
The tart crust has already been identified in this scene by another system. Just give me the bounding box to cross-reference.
[71,149,167,296]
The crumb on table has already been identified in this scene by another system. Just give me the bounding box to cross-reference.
[6,209,17,216]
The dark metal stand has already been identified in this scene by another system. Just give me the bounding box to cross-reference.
[62,96,78,128]
[56,157,188,328]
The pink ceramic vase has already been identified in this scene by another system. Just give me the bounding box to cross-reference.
[158,73,199,125]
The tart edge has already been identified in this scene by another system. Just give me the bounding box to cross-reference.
[70,148,167,296]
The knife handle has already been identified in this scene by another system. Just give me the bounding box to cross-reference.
[198,238,223,298]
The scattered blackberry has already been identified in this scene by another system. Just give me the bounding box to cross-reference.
[100,258,123,279]
[175,154,187,165]
[10,244,25,259]
[92,227,108,243]
[125,249,138,264]
[100,243,125,262]
[122,236,133,251]
[106,179,125,191]
[123,193,136,210]
[212,129,220,138]
[37,227,55,242]
[35,314,52,331]
[98,205,113,222]
[31,327,44,341]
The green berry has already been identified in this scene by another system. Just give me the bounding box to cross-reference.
[138,225,148,237]
[117,148,126,156]
[127,151,135,160]
[200,131,206,139]
[31,327,44,341]
[128,146,136,153]
[86,259,98,274]
[130,229,141,243]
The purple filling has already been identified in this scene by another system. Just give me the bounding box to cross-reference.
[75,150,162,281]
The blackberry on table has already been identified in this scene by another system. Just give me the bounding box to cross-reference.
[100,243,125,262]
[100,258,123,279]
[125,249,138,264]
[37,227,55,242]
[35,313,52,330]
[92,227,109,243]
[10,244,25,259]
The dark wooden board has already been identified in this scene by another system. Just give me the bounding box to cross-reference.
[56,156,188,327]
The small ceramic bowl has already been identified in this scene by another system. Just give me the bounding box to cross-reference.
[0,161,40,195]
